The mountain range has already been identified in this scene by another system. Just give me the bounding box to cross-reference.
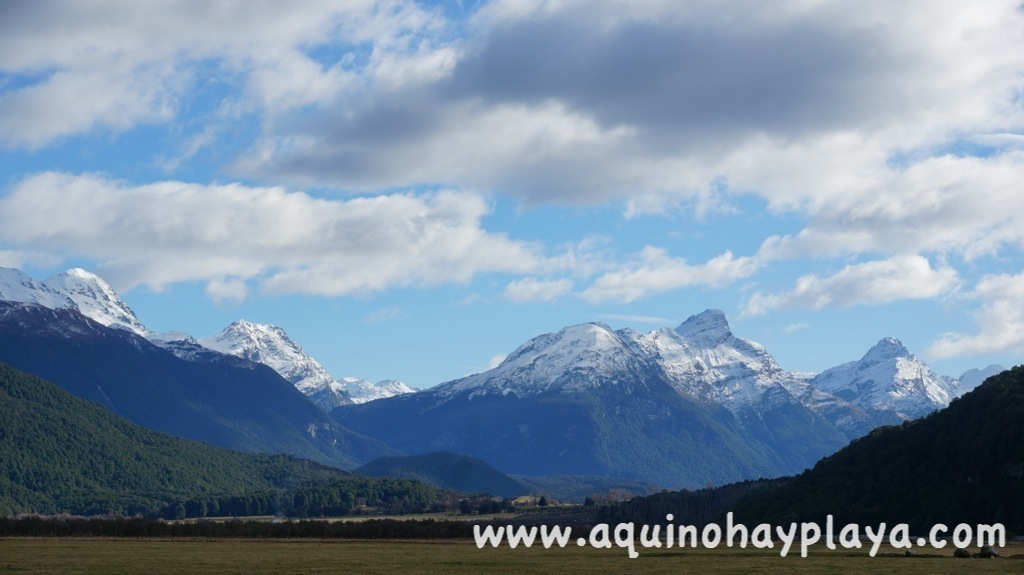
[332,310,999,486]
[0,266,1007,492]
[0,267,414,411]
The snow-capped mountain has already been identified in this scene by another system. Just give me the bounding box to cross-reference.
[811,337,964,423]
[199,320,415,410]
[0,267,411,412]
[41,268,150,336]
[0,299,395,470]
[625,309,792,410]
[442,322,657,398]
[200,320,354,412]
[0,267,149,335]
[1,267,76,310]
[342,377,417,404]
[625,309,874,441]
[959,364,1007,392]
[335,309,990,485]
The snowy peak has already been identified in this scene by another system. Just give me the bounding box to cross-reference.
[444,322,651,397]
[200,320,352,412]
[860,337,913,364]
[341,377,416,404]
[42,268,149,336]
[0,267,75,309]
[958,365,1006,391]
[502,322,627,371]
[199,320,415,408]
[0,266,149,336]
[812,338,962,421]
[631,311,786,410]
[675,309,732,345]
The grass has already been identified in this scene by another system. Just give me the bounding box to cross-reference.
[1,539,1023,575]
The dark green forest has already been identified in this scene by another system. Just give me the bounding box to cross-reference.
[0,362,441,518]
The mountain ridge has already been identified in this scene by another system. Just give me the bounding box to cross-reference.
[0,266,413,409]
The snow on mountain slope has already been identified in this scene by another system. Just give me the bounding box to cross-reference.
[341,377,416,404]
[0,267,75,309]
[0,266,150,336]
[811,337,964,421]
[200,320,353,412]
[41,268,150,336]
[959,364,1007,392]
[625,310,791,411]
[441,322,657,398]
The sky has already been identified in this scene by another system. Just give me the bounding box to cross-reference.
[1,0,1023,389]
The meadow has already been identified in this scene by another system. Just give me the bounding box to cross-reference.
[1,539,1022,575]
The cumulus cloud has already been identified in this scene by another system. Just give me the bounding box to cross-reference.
[582,247,758,303]
[0,172,539,297]
[3,0,1024,335]
[744,255,960,315]
[503,277,573,302]
[929,272,1024,358]
[233,1,1024,210]
[756,152,1024,261]
[0,0,446,148]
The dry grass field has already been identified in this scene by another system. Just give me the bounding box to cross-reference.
[1,539,1023,575]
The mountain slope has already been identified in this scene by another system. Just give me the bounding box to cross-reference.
[355,452,530,498]
[0,302,395,470]
[733,365,1024,531]
[0,361,350,517]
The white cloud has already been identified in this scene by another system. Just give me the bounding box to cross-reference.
[486,354,507,370]
[929,272,1024,358]
[756,151,1024,261]
[0,172,540,298]
[582,247,758,303]
[204,278,249,305]
[744,255,960,315]
[234,0,1024,210]
[0,1,447,148]
[503,277,572,302]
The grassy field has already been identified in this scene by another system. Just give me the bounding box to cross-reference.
[1,539,1023,575]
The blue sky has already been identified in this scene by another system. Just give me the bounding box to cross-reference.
[1,0,1023,388]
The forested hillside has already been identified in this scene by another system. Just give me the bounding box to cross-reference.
[730,366,1024,531]
[0,362,437,518]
